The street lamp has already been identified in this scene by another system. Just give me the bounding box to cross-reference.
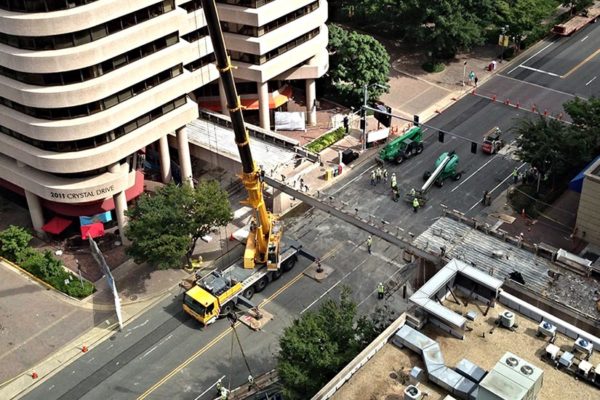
[462,61,467,86]
[361,83,389,151]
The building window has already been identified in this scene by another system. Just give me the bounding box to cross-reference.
[184,53,216,72]
[0,33,178,86]
[221,1,319,37]
[0,0,174,50]
[0,0,98,12]
[0,65,183,120]
[229,28,320,65]
[0,96,188,152]
[215,0,275,8]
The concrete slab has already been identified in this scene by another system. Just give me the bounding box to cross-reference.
[239,309,273,331]
[304,263,335,282]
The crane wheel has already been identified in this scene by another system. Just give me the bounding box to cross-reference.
[281,256,297,272]
[395,155,405,164]
[435,179,444,187]
[220,303,233,317]
[416,144,424,154]
[423,171,432,181]
[243,287,255,300]
[271,270,282,280]
[453,173,462,181]
[254,276,268,292]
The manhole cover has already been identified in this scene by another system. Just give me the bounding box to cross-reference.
[129,295,138,301]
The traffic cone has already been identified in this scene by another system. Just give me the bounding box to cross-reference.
[516,102,520,109]
[521,209,526,217]
[82,345,88,353]
[492,95,496,102]
[229,233,235,241]
[32,372,38,379]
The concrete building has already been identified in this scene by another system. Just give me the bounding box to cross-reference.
[0,0,328,241]
[575,157,600,247]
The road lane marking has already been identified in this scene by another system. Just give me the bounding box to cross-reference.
[586,76,597,86]
[451,154,502,192]
[140,334,173,360]
[194,375,226,400]
[562,48,600,79]
[300,259,367,314]
[508,42,554,74]
[137,255,321,400]
[516,65,561,77]
[497,74,577,97]
[330,164,376,196]
[581,35,589,42]
[465,164,527,213]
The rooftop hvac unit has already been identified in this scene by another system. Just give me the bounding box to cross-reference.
[574,337,594,357]
[500,311,516,328]
[559,351,574,368]
[578,360,593,377]
[537,321,557,338]
[546,343,560,360]
[404,384,422,400]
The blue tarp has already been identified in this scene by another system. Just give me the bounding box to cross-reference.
[80,211,112,226]
[569,155,600,193]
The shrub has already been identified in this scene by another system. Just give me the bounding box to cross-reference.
[306,127,346,153]
[422,61,445,73]
[1,227,95,298]
[0,225,32,261]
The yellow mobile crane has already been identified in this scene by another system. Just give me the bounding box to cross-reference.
[182,0,299,325]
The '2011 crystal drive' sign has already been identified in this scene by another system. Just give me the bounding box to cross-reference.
[49,184,115,200]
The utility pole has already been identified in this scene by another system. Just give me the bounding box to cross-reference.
[361,83,368,151]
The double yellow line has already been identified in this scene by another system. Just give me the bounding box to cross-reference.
[137,267,307,399]
[562,48,600,79]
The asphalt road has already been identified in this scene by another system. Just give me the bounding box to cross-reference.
[24,23,600,400]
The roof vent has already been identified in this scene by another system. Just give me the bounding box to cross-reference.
[521,365,533,375]
[506,356,519,367]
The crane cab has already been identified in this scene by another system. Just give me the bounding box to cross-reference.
[183,286,219,325]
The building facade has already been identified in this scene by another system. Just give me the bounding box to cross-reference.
[575,157,600,247]
[0,0,328,240]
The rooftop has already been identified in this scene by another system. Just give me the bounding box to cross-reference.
[331,297,600,400]
[415,217,600,319]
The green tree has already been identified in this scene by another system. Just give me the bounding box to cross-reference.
[277,288,385,399]
[325,24,390,105]
[563,96,600,140]
[494,0,560,50]
[125,181,233,269]
[402,0,493,60]
[0,225,32,261]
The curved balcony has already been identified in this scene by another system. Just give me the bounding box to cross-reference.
[0,99,197,173]
[0,10,183,73]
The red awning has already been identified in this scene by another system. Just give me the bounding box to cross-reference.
[81,222,104,239]
[42,216,73,234]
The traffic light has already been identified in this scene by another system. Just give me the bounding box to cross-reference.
[374,104,392,127]
[438,131,445,143]
[413,114,420,127]
[471,142,477,154]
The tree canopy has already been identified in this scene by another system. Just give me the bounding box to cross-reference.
[125,181,233,269]
[326,24,390,106]
[515,97,600,185]
[277,288,385,399]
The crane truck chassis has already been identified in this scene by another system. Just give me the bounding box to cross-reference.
[182,245,300,325]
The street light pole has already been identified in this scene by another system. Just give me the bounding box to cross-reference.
[462,61,467,86]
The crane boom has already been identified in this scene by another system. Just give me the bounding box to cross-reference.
[200,0,281,270]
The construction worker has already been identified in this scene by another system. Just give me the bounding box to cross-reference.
[392,186,400,202]
[390,173,397,190]
[367,236,372,254]
[377,282,385,299]
[412,197,420,213]
[409,187,416,197]
[370,170,376,186]
[512,167,518,184]
[216,379,223,395]
[383,168,388,182]
[375,167,382,183]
